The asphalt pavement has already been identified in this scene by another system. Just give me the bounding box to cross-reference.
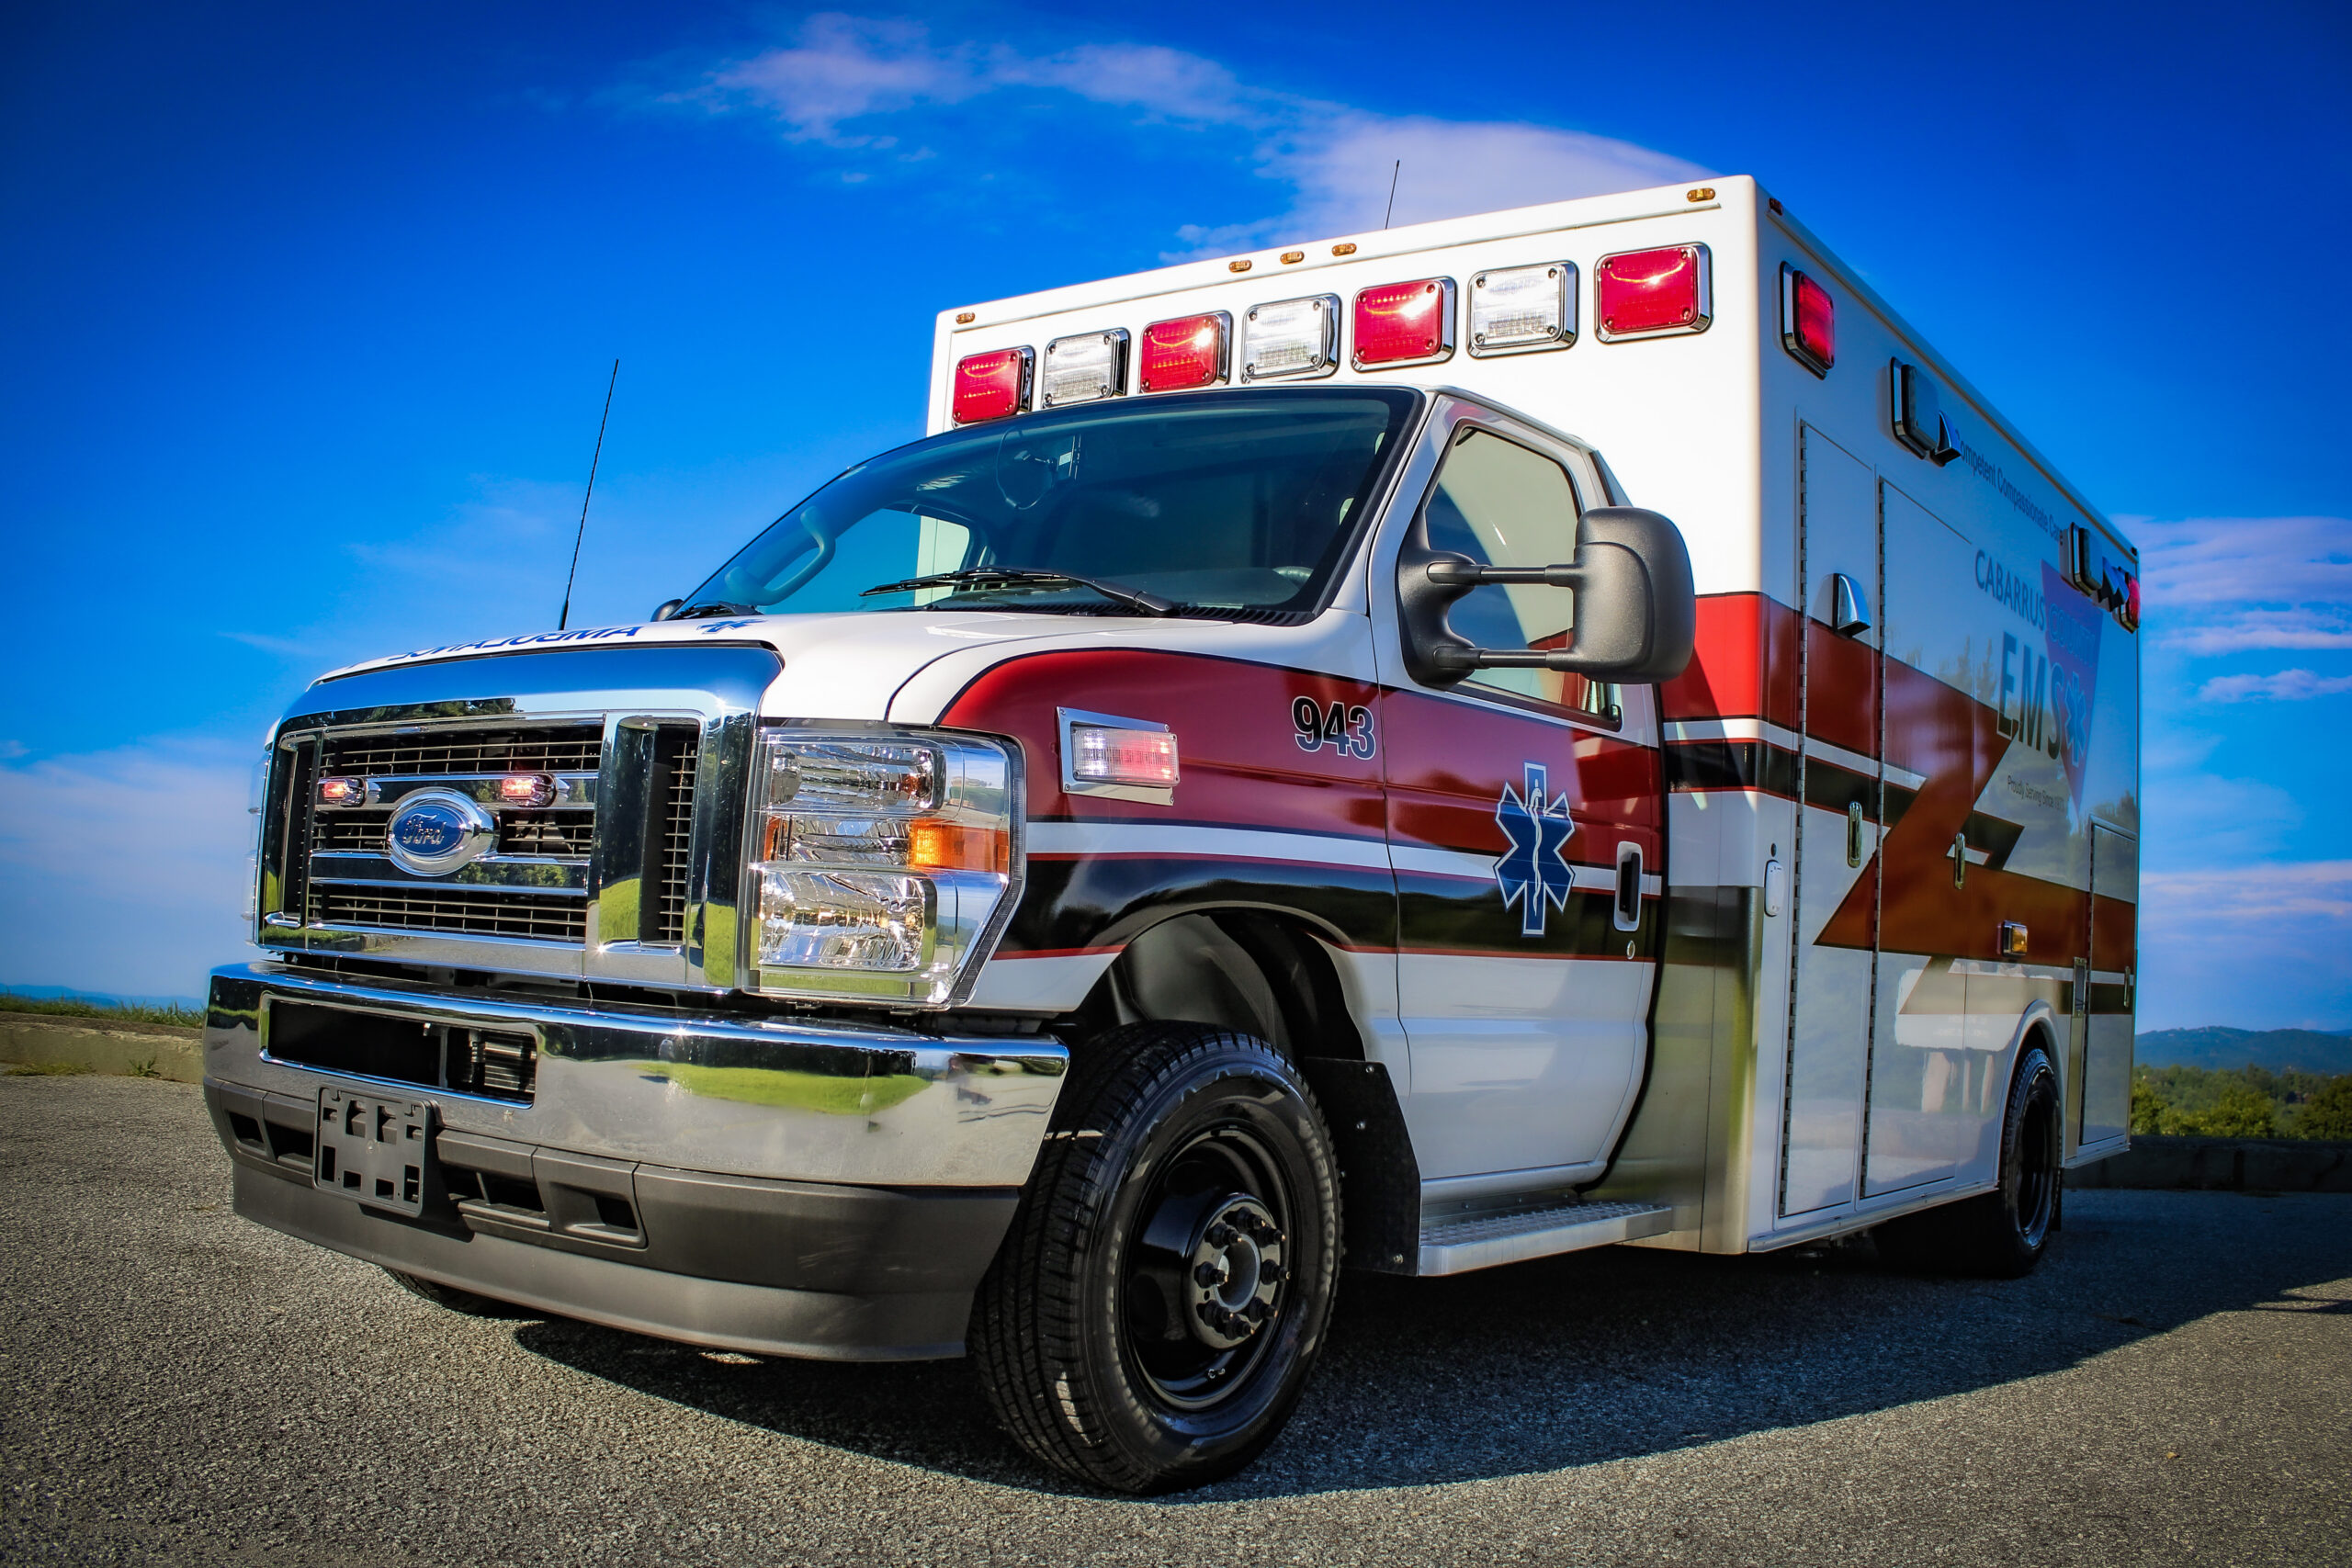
[3,1074,2346,1567]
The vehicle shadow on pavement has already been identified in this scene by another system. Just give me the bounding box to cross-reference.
[510,1190,2352,1502]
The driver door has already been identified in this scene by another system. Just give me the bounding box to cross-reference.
[1373,402,1663,1187]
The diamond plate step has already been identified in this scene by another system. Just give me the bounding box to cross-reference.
[1416,1198,1673,1276]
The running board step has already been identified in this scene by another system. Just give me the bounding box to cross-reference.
[1416,1199,1673,1276]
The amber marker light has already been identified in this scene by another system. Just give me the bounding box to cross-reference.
[909,820,1012,874]
[499,773,556,808]
[316,776,365,807]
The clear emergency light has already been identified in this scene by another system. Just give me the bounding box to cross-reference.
[1468,262,1576,355]
[1242,294,1340,380]
[1351,277,1455,368]
[952,347,1033,424]
[1595,244,1712,341]
[1139,312,1230,392]
[1781,265,1834,377]
[1042,329,1129,407]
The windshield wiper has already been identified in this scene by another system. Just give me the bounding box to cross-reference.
[671,601,760,620]
[861,567,1176,616]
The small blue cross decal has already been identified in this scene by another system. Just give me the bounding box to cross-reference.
[1495,761,1577,938]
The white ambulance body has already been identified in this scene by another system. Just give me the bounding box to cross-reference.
[206,175,2139,1494]
[930,175,2141,1257]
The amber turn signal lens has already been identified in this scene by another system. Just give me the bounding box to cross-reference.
[909,819,1011,874]
[499,773,556,807]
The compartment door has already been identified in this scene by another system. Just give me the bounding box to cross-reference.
[2082,824,2137,1145]
[1778,427,1882,1218]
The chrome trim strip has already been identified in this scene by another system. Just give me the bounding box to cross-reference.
[308,853,592,893]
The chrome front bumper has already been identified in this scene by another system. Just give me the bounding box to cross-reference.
[202,963,1068,1358]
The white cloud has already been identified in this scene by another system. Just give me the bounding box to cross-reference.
[2164,607,2352,655]
[671,15,1707,245]
[0,739,255,999]
[2198,669,2352,703]
[2137,861,2352,1029]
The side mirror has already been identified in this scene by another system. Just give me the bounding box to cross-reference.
[1398,505,1696,687]
[650,598,684,623]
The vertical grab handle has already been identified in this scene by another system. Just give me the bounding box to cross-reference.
[1613,842,1643,933]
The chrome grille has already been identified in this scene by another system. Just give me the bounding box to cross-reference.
[312,888,588,943]
[499,811,594,857]
[319,728,602,777]
[298,722,604,947]
[650,732,699,944]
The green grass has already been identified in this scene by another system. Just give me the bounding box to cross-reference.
[628,1061,931,1116]
[0,993,203,1028]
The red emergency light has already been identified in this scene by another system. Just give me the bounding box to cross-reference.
[952,347,1033,424]
[1139,312,1230,392]
[1595,244,1712,341]
[1351,277,1455,367]
[1781,265,1834,377]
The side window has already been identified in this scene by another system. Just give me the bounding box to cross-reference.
[1418,426,1619,719]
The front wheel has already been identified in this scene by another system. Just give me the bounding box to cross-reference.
[1876,1042,2062,1278]
[969,1022,1340,1494]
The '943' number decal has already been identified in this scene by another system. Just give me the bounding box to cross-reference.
[1294,696,1375,761]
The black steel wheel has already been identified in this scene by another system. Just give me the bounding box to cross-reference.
[969,1021,1340,1494]
[1875,1043,2063,1278]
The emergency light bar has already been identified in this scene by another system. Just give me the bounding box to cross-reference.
[1595,244,1712,342]
[1468,262,1576,355]
[1352,277,1455,368]
[1139,312,1229,392]
[1781,265,1834,377]
[953,347,1032,424]
[1242,295,1339,380]
[1042,329,1129,407]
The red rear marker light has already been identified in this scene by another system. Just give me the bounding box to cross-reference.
[1595,244,1712,342]
[1138,312,1230,392]
[1351,277,1455,368]
[1781,265,1834,376]
[952,347,1033,424]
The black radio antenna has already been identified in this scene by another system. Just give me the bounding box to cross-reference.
[1384,160,1401,229]
[558,357,620,631]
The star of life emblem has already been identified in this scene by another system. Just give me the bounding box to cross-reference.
[1495,762,1577,938]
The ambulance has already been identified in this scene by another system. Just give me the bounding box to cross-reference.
[203,175,2141,1493]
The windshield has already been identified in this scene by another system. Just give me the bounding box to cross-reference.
[681,388,1419,619]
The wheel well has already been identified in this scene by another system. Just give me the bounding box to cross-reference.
[1073,910,1365,1061]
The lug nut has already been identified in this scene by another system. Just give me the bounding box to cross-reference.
[1247,1300,1271,1323]
[1205,1222,1236,1247]
[1260,1261,1283,1284]
[1193,1261,1222,1287]
[1196,1302,1221,1325]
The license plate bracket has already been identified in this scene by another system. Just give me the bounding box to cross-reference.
[314,1089,437,1217]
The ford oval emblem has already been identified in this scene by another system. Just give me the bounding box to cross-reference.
[384,788,496,875]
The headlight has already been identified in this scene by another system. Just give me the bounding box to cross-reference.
[745,728,1022,1006]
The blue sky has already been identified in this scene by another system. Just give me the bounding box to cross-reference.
[3,0,2347,1026]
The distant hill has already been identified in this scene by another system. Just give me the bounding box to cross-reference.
[1,984,206,1011]
[2138,1027,2352,1074]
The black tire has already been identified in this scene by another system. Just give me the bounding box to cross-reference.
[385,1269,536,1319]
[1874,1043,2063,1279]
[969,1021,1341,1494]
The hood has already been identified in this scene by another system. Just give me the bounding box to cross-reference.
[313,610,1153,723]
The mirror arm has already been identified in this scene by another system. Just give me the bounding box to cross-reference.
[1424,560,1582,590]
